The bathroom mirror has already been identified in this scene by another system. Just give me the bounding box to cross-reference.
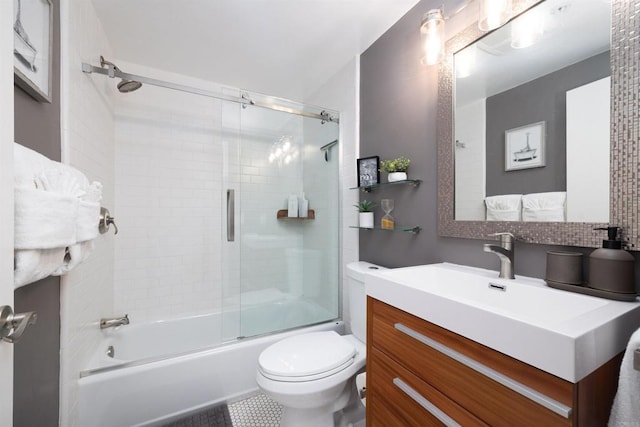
[437,0,640,249]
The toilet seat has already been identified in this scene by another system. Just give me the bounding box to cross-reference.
[258,331,356,382]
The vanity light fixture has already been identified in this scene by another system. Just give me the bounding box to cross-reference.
[478,0,513,31]
[420,9,445,66]
[511,7,544,48]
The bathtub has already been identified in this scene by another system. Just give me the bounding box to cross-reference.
[78,299,341,427]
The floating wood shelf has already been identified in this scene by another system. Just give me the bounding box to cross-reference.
[277,209,315,220]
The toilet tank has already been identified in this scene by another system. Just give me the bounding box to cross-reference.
[346,261,387,342]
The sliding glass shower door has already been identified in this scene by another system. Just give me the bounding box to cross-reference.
[222,98,340,339]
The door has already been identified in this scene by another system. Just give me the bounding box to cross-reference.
[1,0,15,422]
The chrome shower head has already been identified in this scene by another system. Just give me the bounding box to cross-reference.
[117,79,142,93]
[99,56,142,93]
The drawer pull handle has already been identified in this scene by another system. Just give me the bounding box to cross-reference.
[393,377,461,427]
[394,322,572,419]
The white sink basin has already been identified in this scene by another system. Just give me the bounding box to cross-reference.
[365,262,640,382]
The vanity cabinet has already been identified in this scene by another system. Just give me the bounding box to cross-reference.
[366,297,622,427]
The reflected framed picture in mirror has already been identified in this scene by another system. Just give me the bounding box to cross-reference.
[505,121,545,171]
[357,156,380,188]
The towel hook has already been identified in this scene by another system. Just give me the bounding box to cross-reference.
[99,207,118,235]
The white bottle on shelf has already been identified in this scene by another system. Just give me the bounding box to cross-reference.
[299,192,309,218]
[288,194,298,217]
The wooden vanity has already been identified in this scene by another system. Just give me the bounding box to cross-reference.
[366,298,622,426]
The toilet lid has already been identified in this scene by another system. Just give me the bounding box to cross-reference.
[258,331,356,380]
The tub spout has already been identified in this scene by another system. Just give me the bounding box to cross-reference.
[100,314,129,329]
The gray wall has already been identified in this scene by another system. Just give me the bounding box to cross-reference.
[13,0,61,425]
[359,0,640,284]
[485,52,610,196]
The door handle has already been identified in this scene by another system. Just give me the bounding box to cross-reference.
[227,189,235,242]
[0,305,37,344]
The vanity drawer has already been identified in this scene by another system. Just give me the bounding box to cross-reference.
[369,298,574,427]
[368,347,488,426]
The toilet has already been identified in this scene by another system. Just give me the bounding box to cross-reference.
[256,261,385,427]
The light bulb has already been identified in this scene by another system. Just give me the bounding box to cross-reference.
[478,0,513,31]
[420,9,445,66]
[511,8,543,49]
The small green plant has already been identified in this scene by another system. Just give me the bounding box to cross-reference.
[380,157,410,173]
[354,200,376,212]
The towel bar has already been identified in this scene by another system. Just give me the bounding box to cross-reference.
[634,348,640,371]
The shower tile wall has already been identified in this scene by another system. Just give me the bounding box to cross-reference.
[59,0,116,425]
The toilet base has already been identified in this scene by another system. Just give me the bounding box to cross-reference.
[280,405,336,427]
[278,377,355,427]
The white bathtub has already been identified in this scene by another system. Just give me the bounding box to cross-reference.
[78,300,341,427]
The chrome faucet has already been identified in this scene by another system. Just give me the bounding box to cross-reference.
[483,232,515,279]
[100,314,129,329]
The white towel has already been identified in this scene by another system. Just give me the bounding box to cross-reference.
[609,328,640,426]
[54,181,102,274]
[13,142,103,286]
[52,241,95,276]
[13,143,54,188]
[14,187,79,250]
[14,248,66,288]
[522,192,566,222]
[485,194,522,221]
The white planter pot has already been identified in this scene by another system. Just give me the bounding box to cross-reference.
[359,212,374,228]
[388,172,407,182]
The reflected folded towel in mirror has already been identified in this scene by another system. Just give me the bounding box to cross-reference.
[522,192,566,222]
[485,194,522,221]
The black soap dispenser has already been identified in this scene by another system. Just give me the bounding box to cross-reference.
[588,227,636,294]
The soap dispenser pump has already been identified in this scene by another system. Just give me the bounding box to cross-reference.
[588,226,636,295]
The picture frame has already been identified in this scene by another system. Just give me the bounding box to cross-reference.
[13,0,53,103]
[357,156,380,188]
[504,121,545,171]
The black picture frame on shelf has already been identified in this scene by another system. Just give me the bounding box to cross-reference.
[357,156,380,188]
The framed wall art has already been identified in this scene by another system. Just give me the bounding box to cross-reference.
[357,156,380,188]
[13,0,53,103]
[505,121,545,171]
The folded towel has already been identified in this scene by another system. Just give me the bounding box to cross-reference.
[14,187,79,250]
[485,194,522,221]
[609,328,640,426]
[52,241,95,276]
[13,142,104,286]
[35,168,85,197]
[14,248,66,288]
[13,143,54,188]
[76,201,100,242]
[522,192,566,222]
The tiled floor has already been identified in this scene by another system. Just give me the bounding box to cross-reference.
[163,405,233,427]
[228,393,283,427]
[163,393,282,427]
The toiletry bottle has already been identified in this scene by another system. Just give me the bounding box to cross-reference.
[288,194,298,217]
[589,227,636,294]
[299,192,309,218]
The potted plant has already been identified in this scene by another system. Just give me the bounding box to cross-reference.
[380,157,410,182]
[355,200,376,228]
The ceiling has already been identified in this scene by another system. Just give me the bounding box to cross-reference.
[91,0,421,102]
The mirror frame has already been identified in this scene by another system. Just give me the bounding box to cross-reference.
[437,0,640,250]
